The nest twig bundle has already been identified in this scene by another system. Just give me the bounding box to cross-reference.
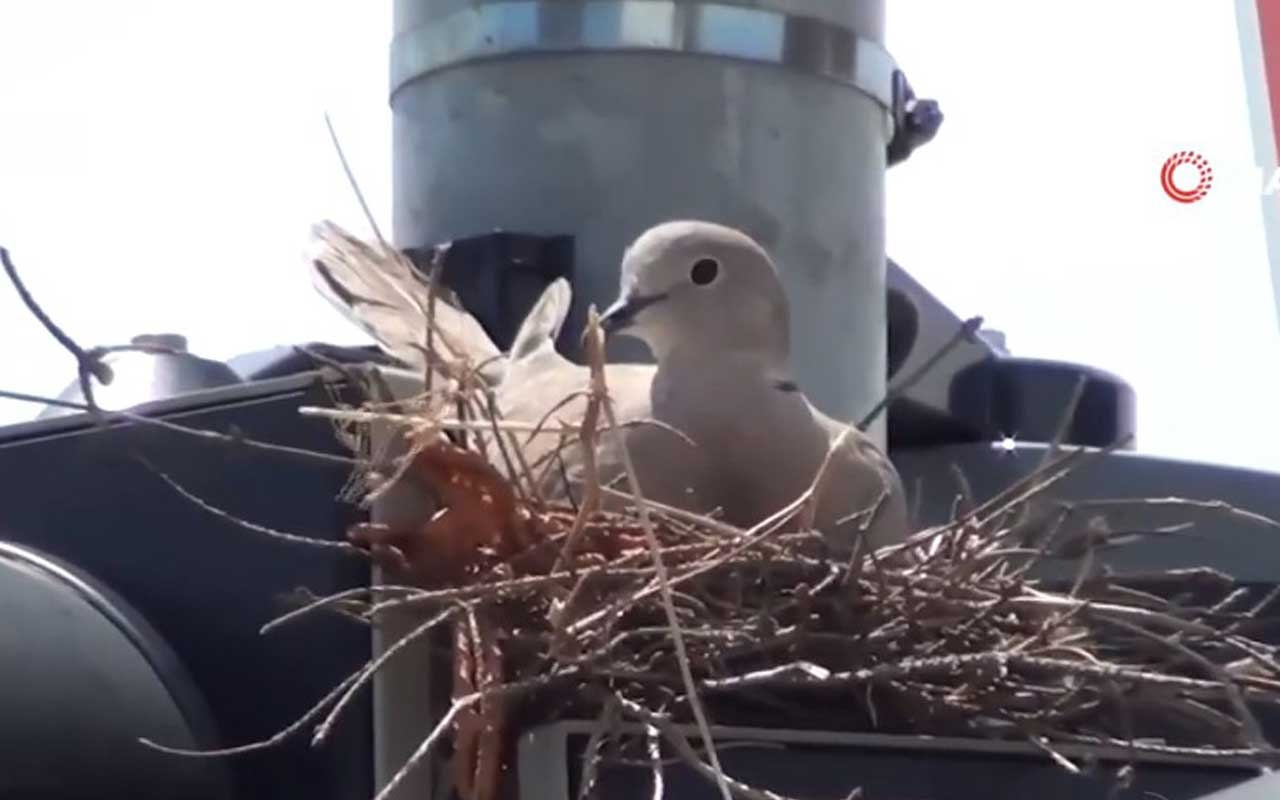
[286,285,1280,800]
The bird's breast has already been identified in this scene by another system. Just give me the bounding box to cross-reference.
[649,363,827,526]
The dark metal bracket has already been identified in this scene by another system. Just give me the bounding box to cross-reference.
[888,70,943,166]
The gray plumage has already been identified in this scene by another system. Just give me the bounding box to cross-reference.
[599,221,908,548]
[310,219,909,550]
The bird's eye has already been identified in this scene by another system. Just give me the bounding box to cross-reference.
[689,258,719,286]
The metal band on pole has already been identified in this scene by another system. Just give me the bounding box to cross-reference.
[390,0,899,113]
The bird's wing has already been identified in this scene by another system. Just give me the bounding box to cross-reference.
[308,223,708,511]
[507,277,572,364]
[306,219,503,384]
[494,278,586,424]
[814,410,911,550]
[493,354,711,512]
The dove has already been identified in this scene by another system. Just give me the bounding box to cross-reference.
[591,220,909,549]
[485,222,908,549]
[309,220,909,550]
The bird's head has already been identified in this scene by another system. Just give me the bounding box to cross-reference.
[600,221,790,364]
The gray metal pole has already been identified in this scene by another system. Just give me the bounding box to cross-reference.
[391,0,895,436]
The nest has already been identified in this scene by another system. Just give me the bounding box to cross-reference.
[266,293,1280,800]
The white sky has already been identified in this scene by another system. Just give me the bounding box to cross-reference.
[0,1,1277,473]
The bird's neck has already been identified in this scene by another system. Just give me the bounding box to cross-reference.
[656,335,788,371]
[656,346,790,385]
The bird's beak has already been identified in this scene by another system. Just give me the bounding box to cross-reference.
[599,299,632,335]
[599,291,668,336]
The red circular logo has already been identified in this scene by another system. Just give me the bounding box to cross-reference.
[1160,151,1213,203]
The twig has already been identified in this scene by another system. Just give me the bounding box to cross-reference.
[373,669,578,800]
[1,246,111,410]
[299,406,586,436]
[0,389,360,468]
[1095,614,1269,750]
[423,250,444,393]
[140,670,360,757]
[577,696,621,800]
[313,605,459,745]
[857,315,983,431]
[324,112,384,246]
[647,722,666,800]
[613,695,811,800]
[143,459,363,553]
[260,585,423,634]
[1053,733,1280,762]
[368,565,660,619]
[1038,373,1090,470]
[1030,735,1081,774]
[796,428,853,532]
[1063,497,1280,533]
[563,464,808,638]
[1010,594,1216,636]
[550,342,605,575]
[585,308,733,800]
[483,389,538,502]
